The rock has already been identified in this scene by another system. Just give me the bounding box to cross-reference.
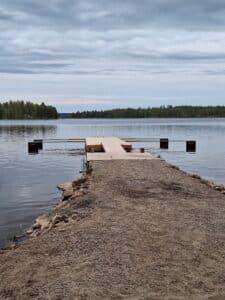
[79,188,87,194]
[32,215,51,231]
[205,181,214,188]
[170,165,179,170]
[72,191,84,199]
[26,229,34,235]
[62,189,74,200]
[82,183,89,189]
[57,182,73,192]
[52,214,68,225]
[72,177,86,188]
[215,186,224,192]
[32,222,41,230]
[56,200,67,209]
[41,220,51,230]
[200,179,208,185]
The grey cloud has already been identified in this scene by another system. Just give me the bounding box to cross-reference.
[0,0,225,76]
[124,51,225,62]
[1,0,225,30]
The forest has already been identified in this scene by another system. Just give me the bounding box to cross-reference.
[0,101,58,119]
[71,106,225,118]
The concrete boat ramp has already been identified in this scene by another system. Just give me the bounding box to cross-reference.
[85,137,156,161]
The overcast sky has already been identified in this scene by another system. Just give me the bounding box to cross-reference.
[0,0,225,112]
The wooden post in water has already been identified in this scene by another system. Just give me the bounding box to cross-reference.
[186,141,196,152]
[33,140,43,150]
[160,138,169,149]
[28,142,39,154]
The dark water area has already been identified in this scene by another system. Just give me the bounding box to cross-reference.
[0,118,225,248]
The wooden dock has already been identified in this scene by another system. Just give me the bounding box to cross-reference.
[28,137,197,154]
[85,137,157,161]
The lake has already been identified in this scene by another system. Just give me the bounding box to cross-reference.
[0,118,225,248]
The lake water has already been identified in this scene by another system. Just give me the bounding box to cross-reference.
[0,118,225,248]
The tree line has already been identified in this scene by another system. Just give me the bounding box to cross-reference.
[0,101,58,119]
[71,106,225,118]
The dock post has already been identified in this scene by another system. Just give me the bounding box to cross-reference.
[33,139,43,150]
[160,138,169,149]
[186,141,196,152]
[28,142,39,154]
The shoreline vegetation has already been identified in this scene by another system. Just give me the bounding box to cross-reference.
[1,102,225,119]
[1,159,225,298]
[67,105,225,118]
[0,101,58,119]
[0,101,225,120]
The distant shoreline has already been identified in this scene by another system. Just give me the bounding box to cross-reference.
[59,105,225,119]
[1,116,225,120]
[1,102,225,119]
[59,116,225,119]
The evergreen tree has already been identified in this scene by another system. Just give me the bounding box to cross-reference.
[0,101,58,119]
[70,106,225,118]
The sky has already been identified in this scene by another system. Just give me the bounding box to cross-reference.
[0,0,225,112]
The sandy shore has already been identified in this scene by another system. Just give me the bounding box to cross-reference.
[1,159,225,299]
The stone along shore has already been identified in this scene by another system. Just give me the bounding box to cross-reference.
[1,159,225,299]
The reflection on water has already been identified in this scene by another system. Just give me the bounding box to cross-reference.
[0,121,81,248]
[0,118,225,248]
[0,125,56,138]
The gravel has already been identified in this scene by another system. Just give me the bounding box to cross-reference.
[0,159,225,299]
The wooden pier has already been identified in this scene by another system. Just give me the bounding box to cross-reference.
[28,137,197,154]
[85,137,156,161]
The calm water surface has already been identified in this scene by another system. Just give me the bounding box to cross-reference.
[0,118,225,248]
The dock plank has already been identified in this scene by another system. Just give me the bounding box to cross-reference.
[86,137,156,161]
